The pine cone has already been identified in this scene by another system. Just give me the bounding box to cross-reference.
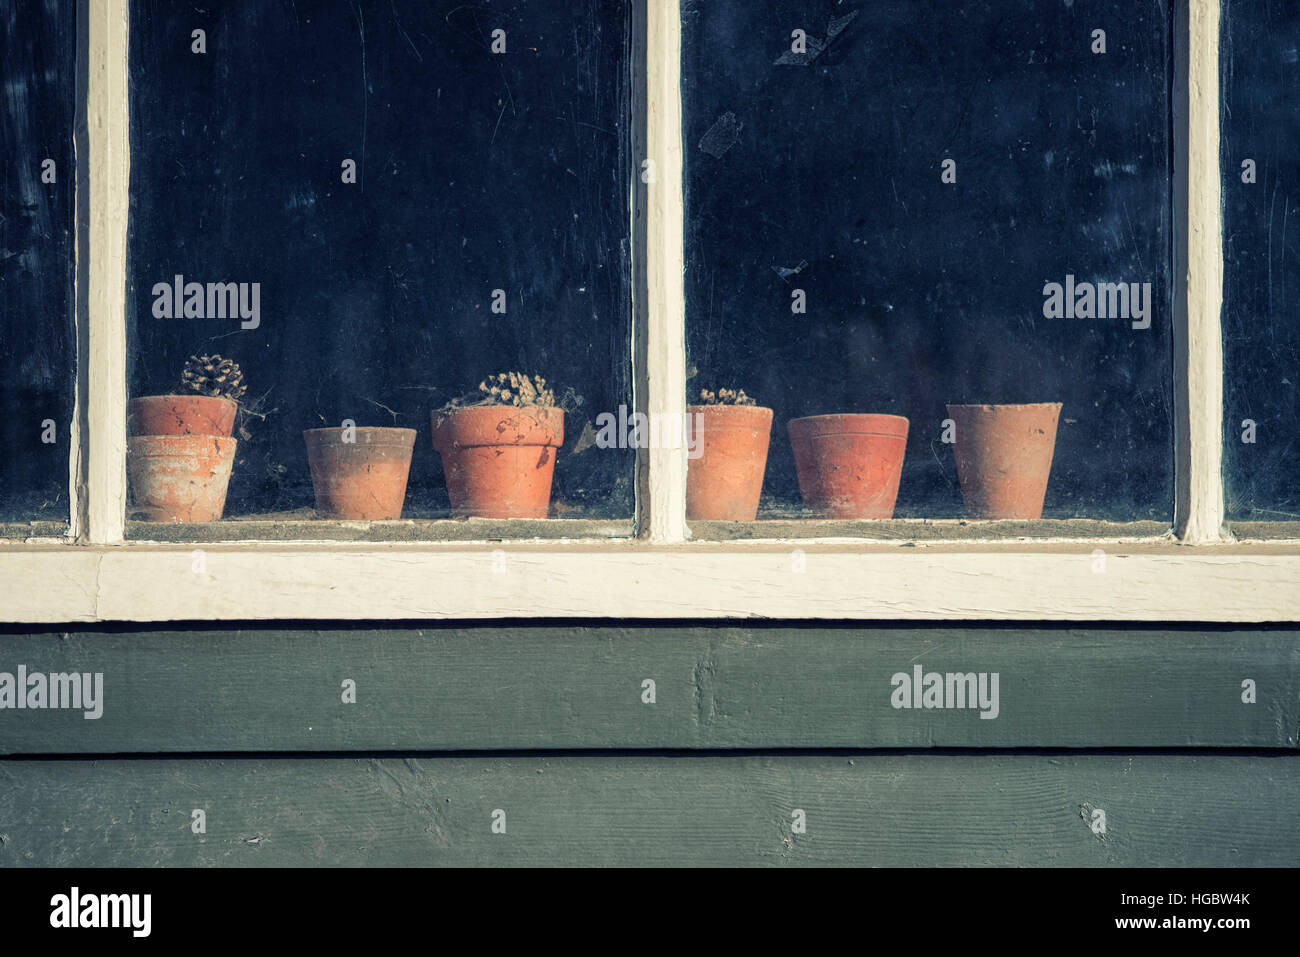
[180,354,246,402]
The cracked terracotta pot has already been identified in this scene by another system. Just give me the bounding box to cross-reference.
[946,403,1062,519]
[128,394,237,438]
[788,413,910,518]
[127,434,237,522]
[685,404,773,521]
[304,427,417,520]
[431,406,564,518]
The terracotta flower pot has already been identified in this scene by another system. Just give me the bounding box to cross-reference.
[946,403,1062,519]
[127,434,237,522]
[129,394,237,437]
[303,427,417,520]
[788,414,910,519]
[430,406,564,519]
[685,404,773,521]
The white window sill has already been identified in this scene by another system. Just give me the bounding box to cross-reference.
[3,539,1298,623]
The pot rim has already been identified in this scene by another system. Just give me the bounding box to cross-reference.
[787,416,910,446]
[788,412,909,424]
[945,402,1063,412]
[130,393,238,406]
[303,426,418,439]
[429,405,565,450]
[431,404,564,420]
[127,434,238,446]
[691,403,769,423]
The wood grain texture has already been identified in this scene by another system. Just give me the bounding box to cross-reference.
[2,624,1295,753]
[86,0,129,544]
[645,0,688,543]
[0,753,1294,866]
[126,517,633,543]
[1180,0,1226,542]
[689,518,1172,541]
[0,523,71,543]
[1231,522,1300,541]
[4,544,1298,623]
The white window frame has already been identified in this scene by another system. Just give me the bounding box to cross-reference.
[5,0,1298,624]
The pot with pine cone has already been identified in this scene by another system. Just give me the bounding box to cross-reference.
[128,355,246,437]
[127,356,245,522]
[431,373,564,519]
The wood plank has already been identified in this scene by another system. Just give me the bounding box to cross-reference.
[1176,0,1226,543]
[0,522,69,542]
[7,544,1300,623]
[690,518,1171,541]
[85,0,129,544]
[2,624,1295,753]
[0,551,101,622]
[126,517,633,543]
[0,753,1293,866]
[644,0,688,543]
[1231,521,1300,542]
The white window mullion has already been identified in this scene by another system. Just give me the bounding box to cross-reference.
[1176,0,1226,543]
[85,0,130,544]
[643,0,688,543]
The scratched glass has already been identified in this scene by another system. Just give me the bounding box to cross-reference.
[125,0,634,532]
[0,1,76,528]
[1221,0,1300,529]
[681,0,1174,530]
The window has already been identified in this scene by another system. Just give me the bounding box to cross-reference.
[0,0,76,534]
[1,0,1297,626]
[125,0,635,540]
[682,1,1174,536]
[1221,0,1300,536]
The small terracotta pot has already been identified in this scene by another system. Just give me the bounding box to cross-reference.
[129,394,237,437]
[946,403,1062,519]
[430,406,564,519]
[788,414,910,519]
[685,404,773,521]
[127,434,237,522]
[303,427,417,520]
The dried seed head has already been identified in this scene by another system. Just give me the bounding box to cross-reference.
[470,372,555,407]
[699,386,754,406]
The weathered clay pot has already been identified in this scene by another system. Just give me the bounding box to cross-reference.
[430,406,564,519]
[129,394,237,437]
[685,404,773,521]
[304,427,417,520]
[946,403,1062,519]
[788,413,909,518]
[127,434,237,522]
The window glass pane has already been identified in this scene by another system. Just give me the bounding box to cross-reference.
[127,0,633,537]
[681,1,1173,532]
[0,1,75,530]
[1221,0,1299,528]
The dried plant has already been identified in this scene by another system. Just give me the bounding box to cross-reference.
[444,372,557,409]
[698,387,756,407]
[180,355,247,402]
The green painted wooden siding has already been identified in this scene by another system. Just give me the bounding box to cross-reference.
[1,754,1296,867]
[3,623,1295,866]
[1,625,1296,753]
